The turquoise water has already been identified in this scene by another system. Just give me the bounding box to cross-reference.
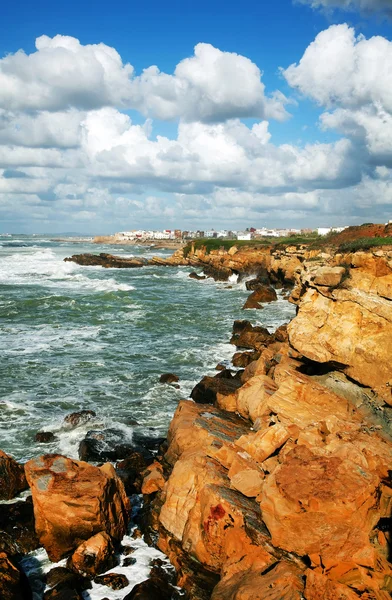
[0,236,295,462]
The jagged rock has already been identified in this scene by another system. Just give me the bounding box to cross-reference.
[243,287,277,309]
[94,573,129,589]
[230,322,273,350]
[232,351,260,368]
[0,552,31,600]
[190,374,242,405]
[69,532,117,577]
[64,410,96,428]
[311,265,346,287]
[211,561,305,599]
[0,450,28,500]
[35,432,56,443]
[44,588,83,600]
[78,428,142,462]
[0,496,39,553]
[116,452,147,494]
[45,567,92,592]
[141,461,165,495]
[25,455,130,561]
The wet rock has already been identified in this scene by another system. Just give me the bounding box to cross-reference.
[78,428,133,462]
[0,450,28,500]
[64,253,147,268]
[116,452,147,494]
[123,563,173,600]
[35,432,56,443]
[230,321,273,350]
[159,373,180,384]
[123,556,137,566]
[189,271,207,280]
[44,588,83,600]
[64,410,96,428]
[25,455,130,561]
[243,286,277,309]
[190,373,242,405]
[232,350,260,368]
[121,545,137,555]
[0,496,39,554]
[45,567,91,592]
[0,551,32,600]
[94,573,129,589]
[69,532,117,577]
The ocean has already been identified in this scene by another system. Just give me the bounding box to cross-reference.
[0,234,296,598]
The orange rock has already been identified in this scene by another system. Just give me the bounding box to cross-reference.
[235,375,278,422]
[305,570,361,600]
[69,532,117,577]
[236,423,298,463]
[0,450,28,500]
[259,445,380,566]
[0,552,26,600]
[311,266,346,287]
[228,453,264,497]
[141,461,165,495]
[25,455,130,561]
[211,561,305,600]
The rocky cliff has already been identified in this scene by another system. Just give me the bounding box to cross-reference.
[139,244,392,599]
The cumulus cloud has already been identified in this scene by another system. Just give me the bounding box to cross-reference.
[297,0,392,17]
[0,35,288,123]
[283,25,392,111]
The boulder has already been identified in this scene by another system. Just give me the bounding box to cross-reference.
[311,266,346,287]
[0,450,28,500]
[230,322,273,350]
[78,428,133,462]
[35,432,56,443]
[259,445,380,566]
[45,567,92,593]
[64,253,147,268]
[190,374,242,405]
[0,552,31,600]
[243,287,277,309]
[94,573,129,589]
[69,532,117,577]
[159,373,180,384]
[116,452,147,494]
[232,351,260,368]
[25,455,130,561]
[0,496,39,553]
[189,272,207,280]
[64,410,96,428]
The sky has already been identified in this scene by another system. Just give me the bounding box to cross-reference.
[0,0,391,233]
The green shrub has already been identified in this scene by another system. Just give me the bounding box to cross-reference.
[338,237,392,252]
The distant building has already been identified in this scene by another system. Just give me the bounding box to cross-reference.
[237,232,252,241]
[317,226,348,236]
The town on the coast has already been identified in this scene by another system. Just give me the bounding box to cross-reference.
[108,225,348,242]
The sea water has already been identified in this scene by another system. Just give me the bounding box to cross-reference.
[0,234,296,598]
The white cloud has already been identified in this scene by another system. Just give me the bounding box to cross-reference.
[283,25,392,111]
[0,35,288,123]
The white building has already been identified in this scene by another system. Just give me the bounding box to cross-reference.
[237,232,252,241]
[317,226,348,236]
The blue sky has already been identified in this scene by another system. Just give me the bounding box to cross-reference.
[0,0,391,232]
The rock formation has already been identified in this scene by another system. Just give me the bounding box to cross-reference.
[24,455,130,561]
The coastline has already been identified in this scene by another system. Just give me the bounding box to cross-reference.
[2,234,392,599]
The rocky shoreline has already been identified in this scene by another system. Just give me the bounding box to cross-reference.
[2,240,392,599]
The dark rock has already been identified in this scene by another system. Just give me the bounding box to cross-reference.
[200,263,233,282]
[0,450,28,501]
[0,552,32,600]
[245,272,270,290]
[273,323,289,343]
[190,374,242,404]
[46,567,91,592]
[215,363,226,371]
[123,563,173,600]
[64,410,96,428]
[243,286,277,309]
[124,418,140,426]
[230,321,273,350]
[159,373,179,384]
[122,545,137,556]
[189,271,207,280]
[94,573,129,589]
[44,588,83,600]
[123,556,137,567]
[35,432,56,443]
[64,253,148,269]
[0,497,39,554]
[78,428,132,462]
[232,350,260,368]
[116,452,147,494]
